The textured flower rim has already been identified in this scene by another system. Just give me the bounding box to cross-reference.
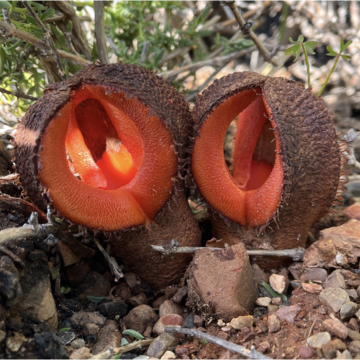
[39,83,177,231]
[192,88,283,228]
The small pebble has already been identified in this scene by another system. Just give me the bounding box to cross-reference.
[340,301,358,320]
[70,338,85,349]
[230,315,253,330]
[298,346,313,359]
[267,314,281,333]
[307,332,331,348]
[269,274,286,294]
[256,297,271,307]
[271,297,282,306]
[146,334,178,358]
[160,351,176,359]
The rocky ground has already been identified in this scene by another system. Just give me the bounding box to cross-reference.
[0,2,359,357]
[0,165,360,359]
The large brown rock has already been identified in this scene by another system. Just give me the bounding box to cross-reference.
[302,238,336,268]
[320,220,360,260]
[187,243,258,321]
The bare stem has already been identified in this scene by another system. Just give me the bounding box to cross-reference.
[223,1,280,66]
[93,237,124,281]
[317,54,340,97]
[0,20,91,66]
[0,86,38,101]
[151,240,305,261]
[185,64,228,102]
[301,43,311,88]
[49,1,91,60]
[94,0,108,64]
[91,339,154,359]
[22,1,65,79]
[160,46,256,79]
[165,327,271,359]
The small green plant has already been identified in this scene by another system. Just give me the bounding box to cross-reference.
[120,338,129,346]
[285,35,318,88]
[260,281,288,302]
[122,329,144,340]
[58,327,71,333]
[60,286,71,295]
[317,38,352,97]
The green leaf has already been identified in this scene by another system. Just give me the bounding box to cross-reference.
[28,1,47,10]
[0,1,11,9]
[196,30,212,37]
[341,39,352,52]
[6,39,22,52]
[326,45,337,56]
[261,281,288,301]
[58,327,71,333]
[341,54,352,62]
[153,48,164,66]
[113,354,122,359]
[24,15,39,27]
[40,8,55,21]
[286,44,301,62]
[49,267,56,280]
[60,286,71,294]
[288,36,295,43]
[294,46,301,62]
[87,296,106,303]
[65,20,73,33]
[120,338,129,346]
[304,41,317,50]
[284,44,300,55]
[122,329,144,340]
[297,34,304,43]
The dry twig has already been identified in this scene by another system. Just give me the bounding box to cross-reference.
[222,1,280,67]
[151,239,305,261]
[93,237,123,280]
[165,327,271,359]
[90,339,154,359]
[22,1,65,79]
[0,20,91,66]
[49,1,91,59]
[160,46,256,79]
[94,0,108,64]
[0,86,38,101]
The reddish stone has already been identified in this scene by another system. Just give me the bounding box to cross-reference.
[322,318,348,339]
[303,238,336,267]
[302,282,323,294]
[298,346,313,359]
[320,220,360,260]
[275,305,301,324]
[187,243,258,321]
[153,314,184,335]
[343,203,360,220]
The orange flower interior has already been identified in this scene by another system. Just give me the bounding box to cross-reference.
[192,89,283,227]
[39,84,177,231]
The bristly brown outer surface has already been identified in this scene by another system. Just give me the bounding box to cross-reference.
[14,63,201,288]
[192,71,341,257]
[14,63,194,210]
